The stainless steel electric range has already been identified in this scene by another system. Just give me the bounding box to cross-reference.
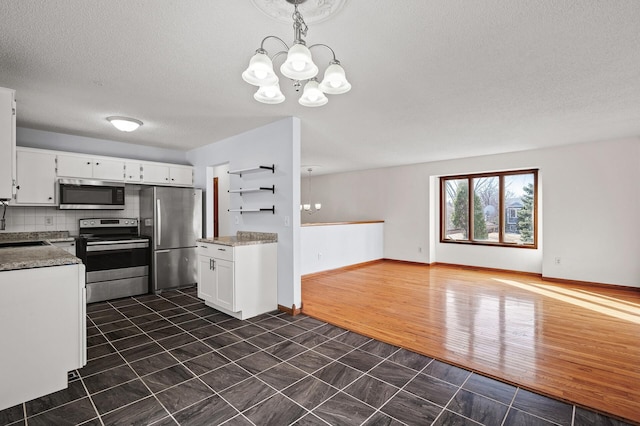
[76,218,150,303]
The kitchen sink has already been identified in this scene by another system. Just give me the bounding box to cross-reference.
[0,240,49,248]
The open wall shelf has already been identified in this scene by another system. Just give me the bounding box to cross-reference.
[228,164,275,177]
[228,185,275,195]
[228,205,275,214]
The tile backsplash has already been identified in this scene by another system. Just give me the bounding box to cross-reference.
[1,188,140,235]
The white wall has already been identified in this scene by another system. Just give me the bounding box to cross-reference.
[187,118,302,309]
[307,138,640,288]
[301,222,384,275]
[17,127,187,164]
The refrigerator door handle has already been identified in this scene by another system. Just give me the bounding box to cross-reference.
[156,199,162,245]
[156,250,170,253]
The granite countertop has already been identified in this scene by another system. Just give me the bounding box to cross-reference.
[0,231,75,243]
[198,231,278,247]
[0,231,81,271]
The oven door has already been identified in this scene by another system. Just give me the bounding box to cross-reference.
[84,241,149,283]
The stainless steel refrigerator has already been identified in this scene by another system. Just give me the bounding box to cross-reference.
[140,186,202,293]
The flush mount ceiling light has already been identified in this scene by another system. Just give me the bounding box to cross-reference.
[107,116,143,132]
[242,0,351,107]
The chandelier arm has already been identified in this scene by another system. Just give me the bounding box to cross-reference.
[272,50,289,61]
[259,35,290,53]
[308,43,338,62]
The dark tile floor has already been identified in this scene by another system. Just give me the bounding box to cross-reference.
[1,287,633,426]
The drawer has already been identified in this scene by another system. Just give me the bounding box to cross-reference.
[197,243,234,261]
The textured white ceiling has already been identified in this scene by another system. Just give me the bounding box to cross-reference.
[1,1,639,174]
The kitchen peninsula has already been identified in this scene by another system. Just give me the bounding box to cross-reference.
[301,220,384,275]
[0,232,86,411]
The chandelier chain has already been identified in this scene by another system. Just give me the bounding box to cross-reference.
[292,4,309,40]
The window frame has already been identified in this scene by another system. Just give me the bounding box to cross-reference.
[440,169,538,249]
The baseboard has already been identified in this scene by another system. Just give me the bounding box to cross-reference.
[431,262,542,277]
[541,276,640,291]
[278,304,302,316]
[301,259,385,279]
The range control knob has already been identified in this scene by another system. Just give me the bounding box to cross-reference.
[90,221,95,225]
[124,220,129,224]
[82,221,88,226]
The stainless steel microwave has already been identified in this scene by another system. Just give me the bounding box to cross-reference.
[58,179,125,210]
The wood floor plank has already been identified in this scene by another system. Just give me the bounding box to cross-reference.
[301,260,640,424]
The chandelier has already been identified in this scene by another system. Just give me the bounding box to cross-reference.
[242,0,351,107]
[301,168,321,214]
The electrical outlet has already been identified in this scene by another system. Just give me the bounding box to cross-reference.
[284,216,290,227]
[318,252,322,260]
[554,257,561,265]
[44,216,53,226]
[418,247,422,253]
[234,216,239,225]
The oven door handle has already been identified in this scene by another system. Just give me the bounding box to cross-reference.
[86,242,149,251]
[157,199,162,246]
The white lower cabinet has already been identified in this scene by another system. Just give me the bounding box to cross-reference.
[0,263,86,411]
[197,242,277,320]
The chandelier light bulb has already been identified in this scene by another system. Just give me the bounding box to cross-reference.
[281,44,318,80]
[242,52,278,86]
[254,83,285,104]
[319,62,351,95]
[299,79,328,107]
[254,69,268,80]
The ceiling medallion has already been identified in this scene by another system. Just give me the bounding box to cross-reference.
[251,0,347,24]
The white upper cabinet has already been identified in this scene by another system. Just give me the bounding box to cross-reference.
[15,148,57,205]
[124,162,142,182]
[0,87,16,200]
[142,163,193,186]
[141,163,170,184]
[57,154,124,181]
[168,166,193,186]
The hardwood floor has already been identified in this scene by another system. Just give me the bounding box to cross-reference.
[301,260,640,424]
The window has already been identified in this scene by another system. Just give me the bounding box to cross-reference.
[440,169,538,248]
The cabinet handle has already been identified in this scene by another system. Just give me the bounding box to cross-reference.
[199,245,208,249]
[86,161,91,165]
[96,162,100,165]
[48,197,53,200]
[209,259,212,270]
[218,248,226,251]
[212,259,216,270]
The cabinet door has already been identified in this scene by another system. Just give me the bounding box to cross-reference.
[92,159,124,181]
[169,167,193,186]
[57,154,93,178]
[0,88,15,200]
[15,150,57,205]
[214,258,235,311]
[124,162,142,182]
[142,164,170,184]
[197,254,216,302]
